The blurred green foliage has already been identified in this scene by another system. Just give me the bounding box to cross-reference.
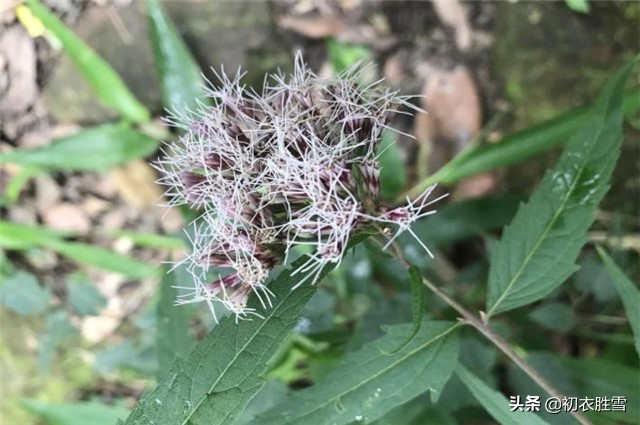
[1,2,638,425]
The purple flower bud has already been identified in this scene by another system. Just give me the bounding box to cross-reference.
[359,161,381,199]
[156,53,442,320]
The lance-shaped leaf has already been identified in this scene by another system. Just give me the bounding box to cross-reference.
[596,247,640,359]
[124,255,332,425]
[383,265,425,354]
[485,58,636,316]
[403,88,640,199]
[0,220,71,250]
[0,221,158,279]
[147,0,206,112]
[456,366,551,425]
[257,321,460,425]
[45,240,160,279]
[25,0,150,123]
[0,124,158,171]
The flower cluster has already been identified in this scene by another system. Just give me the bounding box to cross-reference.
[156,54,445,319]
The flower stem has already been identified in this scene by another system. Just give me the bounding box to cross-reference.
[385,239,592,425]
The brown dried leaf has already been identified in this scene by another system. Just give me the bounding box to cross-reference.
[109,160,163,210]
[42,202,92,234]
[431,0,472,51]
[278,15,346,39]
[0,26,37,118]
[34,175,62,212]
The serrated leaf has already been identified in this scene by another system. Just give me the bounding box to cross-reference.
[147,0,206,112]
[67,276,106,316]
[25,0,149,122]
[124,255,333,425]
[384,265,425,354]
[258,321,460,425]
[0,124,158,171]
[22,400,129,425]
[156,266,194,380]
[596,247,640,359]
[0,271,51,315]
[485,59,636,316]
[456,365,551,425]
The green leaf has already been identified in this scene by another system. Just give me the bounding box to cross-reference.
[25,0,149,122]
[383,265,425,354]
[375,404,458,425]
[485,59,636,317]
[0,271,51,315]
[412,193,521,250]
[0,251,14,277]
[558,356,640,424]
[574,252,618,302]
[156,266,194,380]
[95,340,158,375]
[404,88,640,198]
[528,302,575,332]
[147,0,206,112]
[45,240,160,280]
[39,309,76,373]
[437,336,499,413]
[565,0,590,13]
[0,124,159,171]
[508,353,640,424]
[0,221,164,279]
[22,400,129,425]
[124,255,333,425]
[67,275,106,316]
[0,220,73,250]
[456,365,551,425]
[597,247,640,359]
[379,131,407,201]
[258,321,460,425]
[326,38,371,74]
[0,165,40,206]
[235,380,290,425]
[106,230,185,250]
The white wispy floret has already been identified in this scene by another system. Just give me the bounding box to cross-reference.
[155,53,443,319]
